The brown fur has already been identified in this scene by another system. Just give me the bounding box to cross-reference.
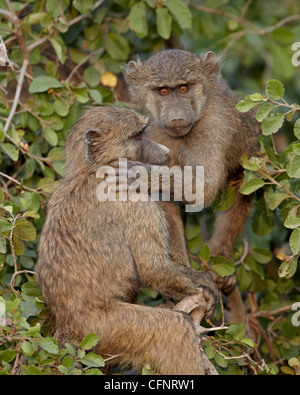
[124,49,261,322]
[36,106,218,375]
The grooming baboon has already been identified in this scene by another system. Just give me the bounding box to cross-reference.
[36,106,218,375]
[124,49,261,323]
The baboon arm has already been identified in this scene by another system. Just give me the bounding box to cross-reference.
[208,189,251,324]
[138,259,198,302]
[208,190,252,259]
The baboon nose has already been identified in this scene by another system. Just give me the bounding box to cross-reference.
[158,143,169,157]
[171,118,184,123]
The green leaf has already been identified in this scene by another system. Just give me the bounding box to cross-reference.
[214,186,236,212]
[252,248,273,264]
[80,352,105,368]
[214,353,228,368]
[294,119,300,140]
[0,350,17,363]
[268,191,289,210]
[20,365,43,375]
[80,333,99,350]
[84,67,101,88]
[37,178,56,194]
[23,192,40,212]
[287,156,300,178]
[23,210,40,219]
[256,102,275,122]
[240,177,265,195]
[156,8,172,40]
[73,0,94,14]
[26,323,41,338]
[291,142,300,156]
[203,342,216,359]
[62,355,74,369]
[187,235,202,255]
[200,244,211,261]
[185,215,200,240]
[278,258,297,279]
[39,337,59,355]
[89,89,103,105]
[225,324,245,341]
[84,368,103,375]
[105,33,130,61]
[236,96,260,113]
[52,161,66,177]
[210,256,235,278]
[266,79,285,100]
[272,27,295,45]
[12,235,25,255]
[29,76,63,93]
[249,93,264,102]
[15,219,36,241]
[54,100,69,117]
[49,36,67,64]
[128,2,148,38]
[284,216,300,229]
[289,228,300,255]
[45,128,58,147]
[22,341,34,357]
[262,113,285,135]
[240,338,256,348]
[166,0,192,29]
[1,143,19,161]
[21,281,40,297]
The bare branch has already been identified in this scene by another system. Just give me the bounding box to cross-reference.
[4,59,29,135]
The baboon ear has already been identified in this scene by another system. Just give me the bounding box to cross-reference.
[86,128,101,143]
[86,129,102,165]
[200,51,223,76]
[123,59,142,83]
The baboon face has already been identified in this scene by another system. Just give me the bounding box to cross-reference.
[85,107,169,166]
[124,49,222,138]
[150,83,198,137]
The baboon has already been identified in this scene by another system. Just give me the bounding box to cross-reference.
[123,49,261,323]
[36,106,219,375]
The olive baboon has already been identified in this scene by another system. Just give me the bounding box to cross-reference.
[36,106,218,375]
[123,49,261,323]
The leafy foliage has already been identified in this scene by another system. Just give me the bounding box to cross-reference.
[0,0,299,375]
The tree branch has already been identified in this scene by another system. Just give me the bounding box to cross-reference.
[4,59,29,135]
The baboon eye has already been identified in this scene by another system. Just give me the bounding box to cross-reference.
[159,87,170,96]
[178,85,188,94]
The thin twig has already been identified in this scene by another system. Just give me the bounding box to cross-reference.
[4,59,29,135]
[234,239,249,267]
[0,171,43,194]
[0,8,11,20]
[10,270,36,289]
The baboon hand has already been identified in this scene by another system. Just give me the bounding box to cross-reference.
[174,288,212,325]
[209,270,237,295]
[183,271,218,316]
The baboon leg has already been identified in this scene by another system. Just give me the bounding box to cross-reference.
[208,190,252,324]
[161,201,191,267]
[80,302,204,375]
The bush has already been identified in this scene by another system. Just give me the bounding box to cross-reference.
[0,0,299,375]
